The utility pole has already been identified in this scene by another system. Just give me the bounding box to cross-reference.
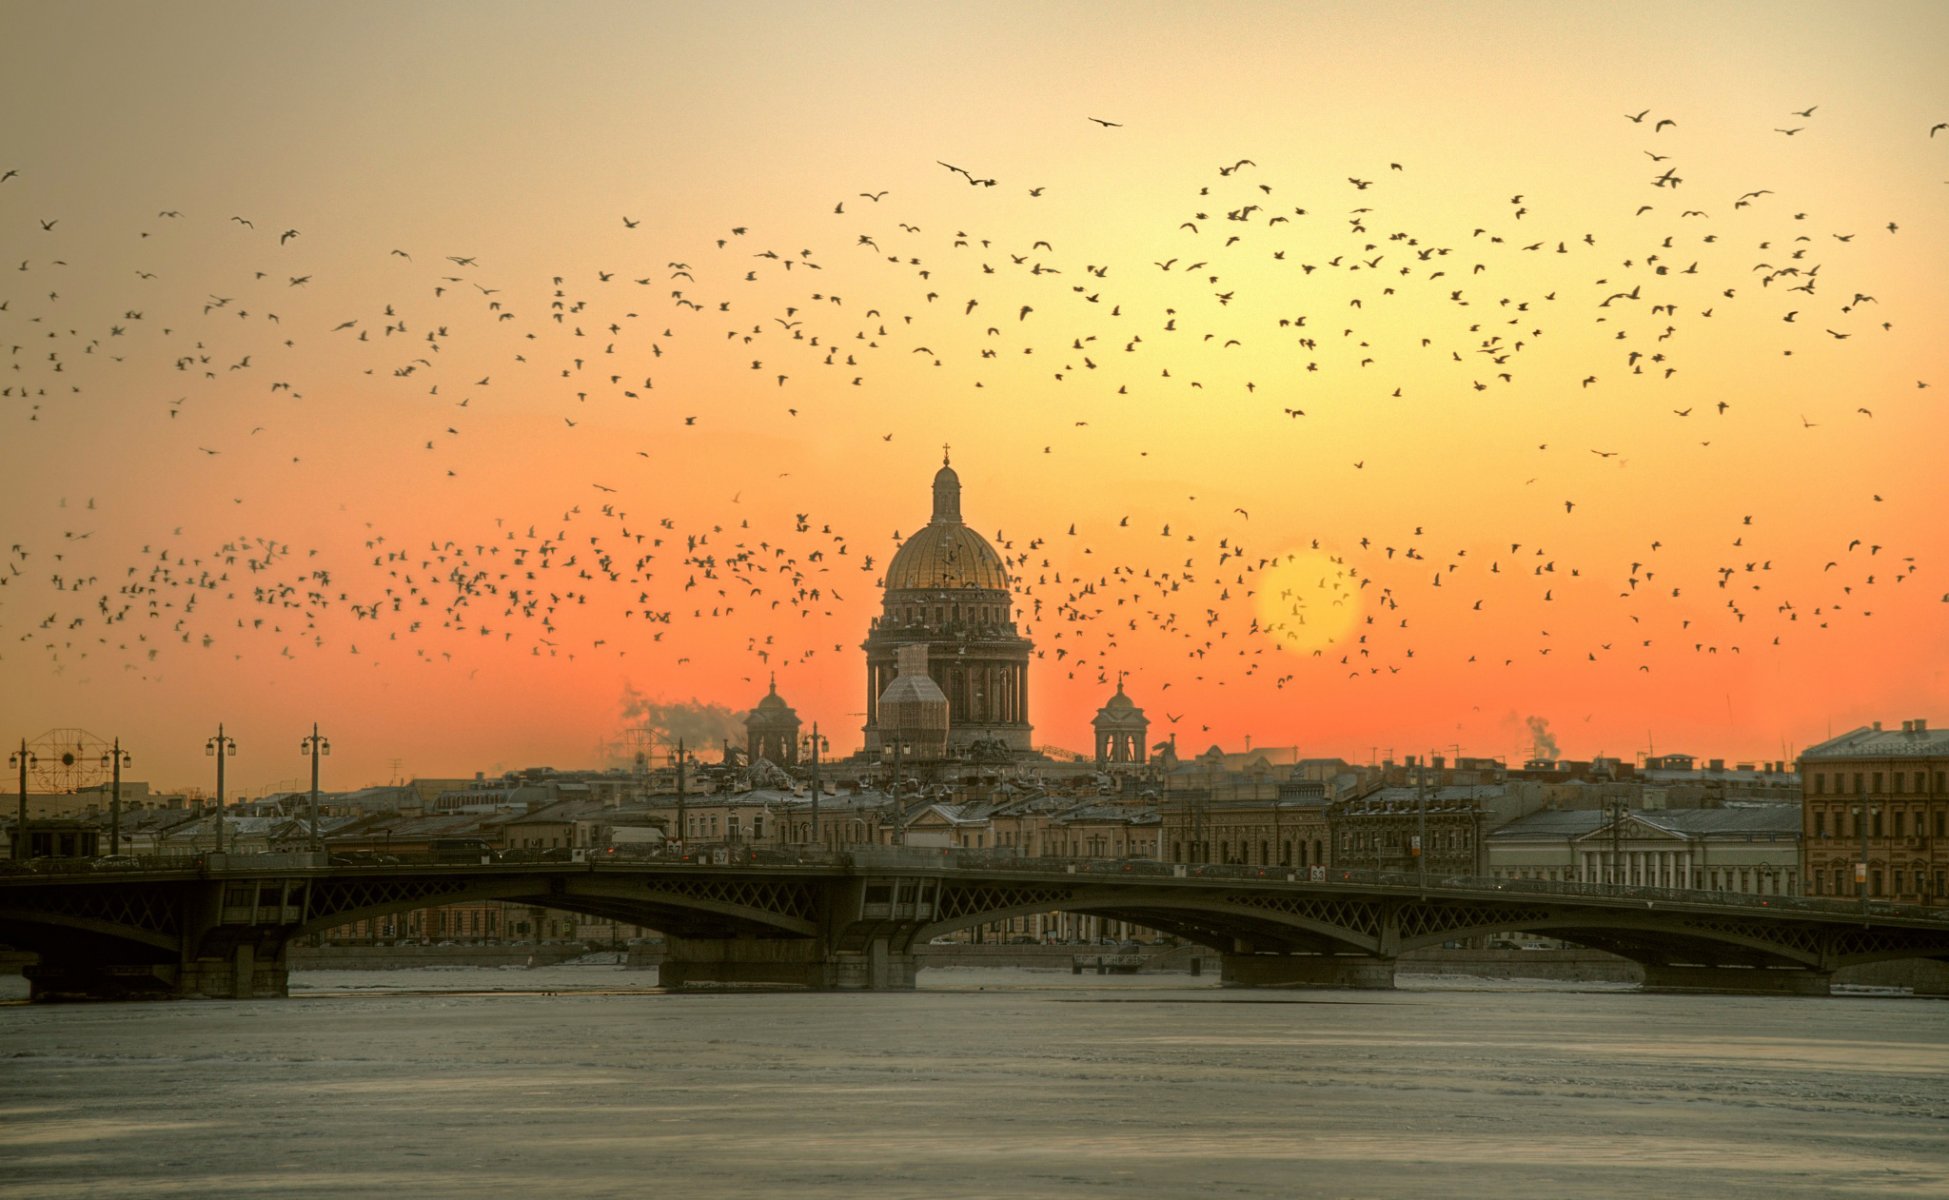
[206,724,237,855]
[101,738,131,856]
[301,723,330,853]
[10,740,35,861]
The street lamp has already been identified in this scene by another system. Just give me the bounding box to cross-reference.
[672,738,687,856]
[300,723,330,853]
[800,723,828,852]
[99,738,131,857]
[205,723,238,855]
[9,740,35,861]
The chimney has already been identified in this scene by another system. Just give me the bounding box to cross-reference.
[1872,721,1882,731]
[1914,718,1928,734]
[1902,720,1914,734]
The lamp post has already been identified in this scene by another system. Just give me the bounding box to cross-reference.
[9,740,35,861]
[300,723,330,853]
[673,738,687,856]
[100,739,131,857]
[800,723,828,852]
[206,724,237,854]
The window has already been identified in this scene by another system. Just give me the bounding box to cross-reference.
[1894,811,1905,838]
[1812,773,1825,795]
[1873,771,1883,794]
[1854,772,1865,795]
[1814,812,1826,838]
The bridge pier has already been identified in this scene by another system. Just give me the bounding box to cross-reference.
[1221,953,1398,990]
[176,942,290,999]
[1639,963,1833,996]
[657,935,917,990]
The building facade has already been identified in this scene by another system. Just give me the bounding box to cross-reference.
[1327,786,1486,877]
[1798,719,1948,906]
[1487,806,1803,896]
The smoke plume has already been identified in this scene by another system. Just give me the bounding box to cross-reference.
[617,686,748,756]
[1525,715,1560,762]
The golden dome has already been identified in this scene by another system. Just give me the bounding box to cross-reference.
[882,463,1011,592]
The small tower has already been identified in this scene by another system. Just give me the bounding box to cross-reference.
[1092,674,1149,766]
[744,676,802,766]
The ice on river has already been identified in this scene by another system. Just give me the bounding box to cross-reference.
[2,965,1944,1199]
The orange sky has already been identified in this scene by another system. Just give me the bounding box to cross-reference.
[2,1,1945,795]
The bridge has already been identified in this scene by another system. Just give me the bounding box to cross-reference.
[4,849,1946,1000]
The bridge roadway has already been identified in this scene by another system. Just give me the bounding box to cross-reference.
[4,848,1947,1000]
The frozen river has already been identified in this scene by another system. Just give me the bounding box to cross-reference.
[2,965,1945,1198]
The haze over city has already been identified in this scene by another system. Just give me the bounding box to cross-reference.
[3,1,1945,795]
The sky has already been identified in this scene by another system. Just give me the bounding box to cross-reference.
[2,1,1945,796]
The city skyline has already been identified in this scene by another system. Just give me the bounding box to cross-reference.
[3,2,1946,794]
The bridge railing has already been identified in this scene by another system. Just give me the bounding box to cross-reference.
[8,846,1944,924]
[842,847,1949,923]
[0,853,189,876]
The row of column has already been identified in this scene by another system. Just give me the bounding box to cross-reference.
[864,657,1028,728]
[1582,849,1692,888]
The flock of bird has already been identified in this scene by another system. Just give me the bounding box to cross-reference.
[1,104,1941,734]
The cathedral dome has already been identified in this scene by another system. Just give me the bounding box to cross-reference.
[882,461,1010,592]
[746,677,798,726]
[884,524,1011,592]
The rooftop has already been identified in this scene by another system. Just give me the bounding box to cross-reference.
[1800,721,1949,760]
